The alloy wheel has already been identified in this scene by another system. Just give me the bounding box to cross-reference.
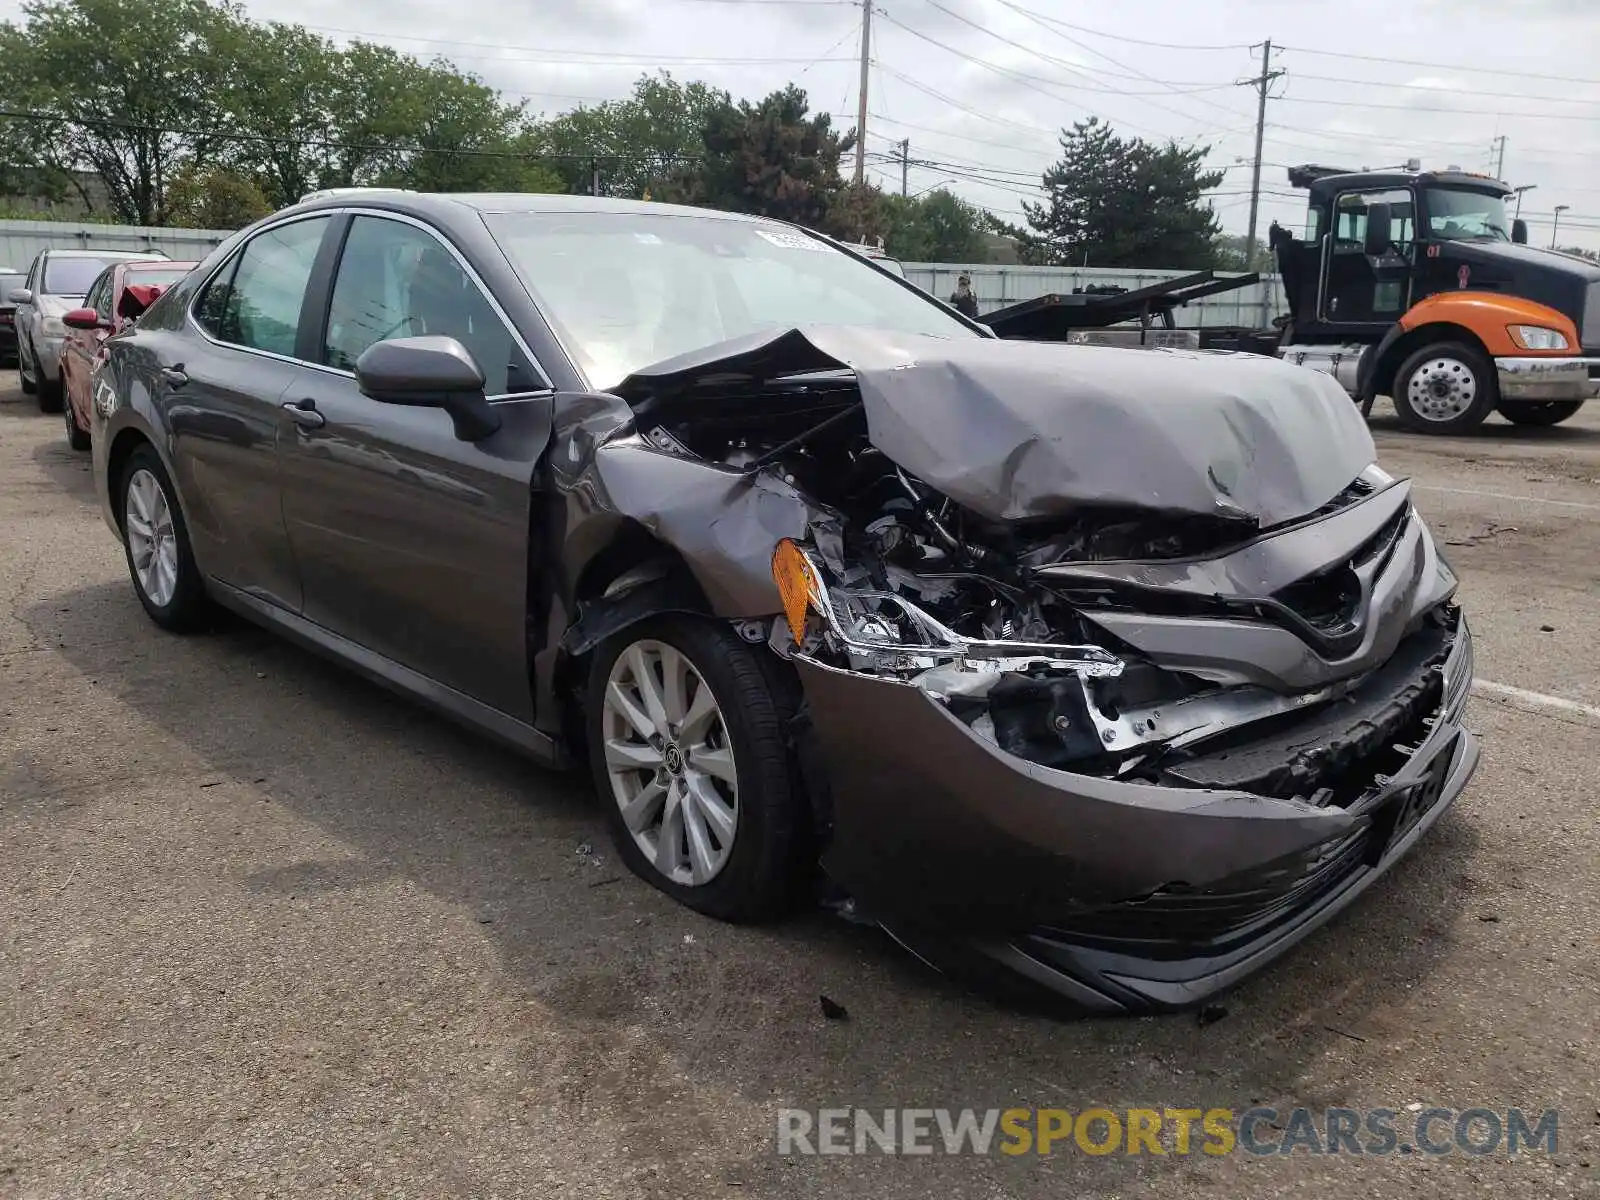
[1406,356,1478,422]
[601,639,739,886]
[124,467,179,608]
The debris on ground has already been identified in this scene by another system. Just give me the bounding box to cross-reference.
[1196,1004,1229,1028]
[1444,522,1518,547]
[820,995,850,1021]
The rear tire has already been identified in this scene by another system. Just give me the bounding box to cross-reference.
[117,445,210,633]
[1498,400,1584,427]
[62,386,90,450]
[1392,341,1497,434]
[586,615,806,923]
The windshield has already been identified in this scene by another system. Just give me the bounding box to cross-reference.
[483,211,977,387]
[43,257,120,296]
[1426,188,1512,241]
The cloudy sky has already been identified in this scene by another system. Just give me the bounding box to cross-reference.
[35,0,1600,250]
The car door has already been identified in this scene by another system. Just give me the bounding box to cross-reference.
[162,214,336,612]
[277,212,554,722]
[17,253,42,359]
[1319,187,1415,325]
[63,269,112,421]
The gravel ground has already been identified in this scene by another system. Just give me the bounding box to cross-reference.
[2,384,1597,1199]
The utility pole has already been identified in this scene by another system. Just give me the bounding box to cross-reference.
[853,0,871,185]
[1238,40,1284,271]
[899,138,909,197]
[590,158,600,197]
[1491,135,1507,179]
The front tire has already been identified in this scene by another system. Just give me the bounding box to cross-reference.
[118,446,209,632]
[18,337,37,395]
[1392,341,1497,434]
[1498,400,1584,427]
[587,616,806,922]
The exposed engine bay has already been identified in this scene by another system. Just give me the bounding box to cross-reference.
[622,352,1453,803]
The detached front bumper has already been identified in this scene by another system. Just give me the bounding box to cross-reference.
[1496,355,1600,401]
[796,613,1477,1013]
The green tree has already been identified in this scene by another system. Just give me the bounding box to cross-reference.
[882,188,988,262]
[530,73,733,198]
[660,84,854,229]
[0,0,242,223]
[1021,117,1224,268]
[164,162,271,228]
[214,20,342,208]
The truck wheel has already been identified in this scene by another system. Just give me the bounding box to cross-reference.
[1393,342,1497,434]
[587,616,807,923]
[1498,400,1584,427]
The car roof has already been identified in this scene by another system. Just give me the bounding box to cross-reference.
[122,259,197,272]
[287,189,780,226]
[44,248,171,260]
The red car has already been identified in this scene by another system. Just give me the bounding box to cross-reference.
[60,259,196,449]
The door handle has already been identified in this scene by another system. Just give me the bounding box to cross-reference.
[160,365,188,387]
[282,398,325,430]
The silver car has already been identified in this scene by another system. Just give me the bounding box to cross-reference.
[11,247,168,411]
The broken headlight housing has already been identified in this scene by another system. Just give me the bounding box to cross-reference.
[770,537,1348,776]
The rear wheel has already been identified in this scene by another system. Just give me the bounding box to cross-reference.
[587,616,806,922]
[1498,400,1584,427]
[62,381,89,450]
[118,446,209,632]
[1392,341,1497,434]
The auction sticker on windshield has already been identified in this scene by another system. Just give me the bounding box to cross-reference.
[756,229,831,252]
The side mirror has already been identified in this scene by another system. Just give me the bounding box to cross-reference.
[354,335,501,442]
[8,287,31,305]
[62,307,105,330]
[1362,202,1392,257]
[1512,219,1529,245]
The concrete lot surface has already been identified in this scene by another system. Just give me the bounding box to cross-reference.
[3,385,1598,1198]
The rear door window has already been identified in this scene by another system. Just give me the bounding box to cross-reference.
[199,217,332,357]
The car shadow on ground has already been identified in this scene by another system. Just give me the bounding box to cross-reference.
[23,571,1485,1178]
[1366,407,1600,445]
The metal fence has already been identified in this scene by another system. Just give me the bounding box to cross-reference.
[0,220,1285,332]
[904,263,1286,329]
[0,219,233,272]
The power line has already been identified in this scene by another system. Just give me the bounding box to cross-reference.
[986,0,1256,128]
[873,62,1060,137]
[1273,43,1600,87]
[982,2,1249,52]
[303,24,854,66]
[1270,93,1600,121]
[1285,71,1600,108]
[0,106,705,163]
[873,7,1213,144]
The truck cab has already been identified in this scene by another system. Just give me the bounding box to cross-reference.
[1270,164,1600,432]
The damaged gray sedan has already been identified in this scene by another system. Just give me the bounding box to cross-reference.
[90,192,1478,1012]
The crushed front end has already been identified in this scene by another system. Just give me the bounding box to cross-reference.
[612,330,1481,1012]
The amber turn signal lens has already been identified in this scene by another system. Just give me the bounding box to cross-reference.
[771,539,815,646]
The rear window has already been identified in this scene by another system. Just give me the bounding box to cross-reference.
[122,265,192,290]
[44,257,117,296]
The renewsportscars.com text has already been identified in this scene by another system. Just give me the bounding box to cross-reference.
[776,1106,1559,1157]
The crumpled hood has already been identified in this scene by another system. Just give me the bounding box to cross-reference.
[615,326,1376,528]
